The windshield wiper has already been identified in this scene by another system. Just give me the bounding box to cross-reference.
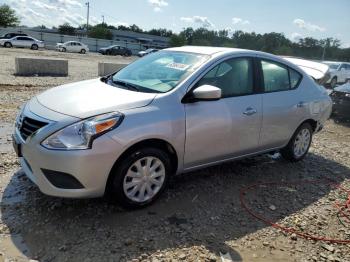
[112,79,140,92]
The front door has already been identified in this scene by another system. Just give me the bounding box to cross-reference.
[184,57,262,168]
[13,37,25,47]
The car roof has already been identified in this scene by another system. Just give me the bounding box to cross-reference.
[166,46,330,81]
[166,46,248,55]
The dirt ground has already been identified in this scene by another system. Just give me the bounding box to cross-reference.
[0,47,349,262]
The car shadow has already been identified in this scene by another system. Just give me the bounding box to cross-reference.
[1,152,349,261]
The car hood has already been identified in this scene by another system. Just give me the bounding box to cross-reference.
[36,78,157,118]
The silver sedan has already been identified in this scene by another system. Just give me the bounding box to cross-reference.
[12,46,332,208]
[0,36,44,50]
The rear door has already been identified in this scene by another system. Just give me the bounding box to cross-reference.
[184,56,263,168]
[22,37,34,48]
[258,58,305,150]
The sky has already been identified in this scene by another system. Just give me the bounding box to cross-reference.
[1,0,350,47]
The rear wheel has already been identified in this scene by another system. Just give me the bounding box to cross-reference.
[281,123,313,162]
[330,77,337,89]
[4,42,12,48]
[62,47,66,52]
[106,148,171,208]
[31,44,38,50]
[80,49,86,54]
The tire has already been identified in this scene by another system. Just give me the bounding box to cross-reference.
[4,42,12,48]
[31,44,38,50]
[62,47,66,52]
[80,49,86,54]
[281,123,313,162]
[330,77,337,89]
[106,148,171,209]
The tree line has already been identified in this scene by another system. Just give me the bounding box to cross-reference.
[169,28,350,61]
[57,23,350,61]
[1,3,349,61]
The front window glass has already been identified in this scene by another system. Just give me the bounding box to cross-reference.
[111,51,209,93]
[196,57,254,97]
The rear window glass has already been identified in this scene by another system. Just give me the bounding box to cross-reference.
[290,68,302,89]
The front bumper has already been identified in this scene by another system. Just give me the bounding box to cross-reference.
[13,101,123,198]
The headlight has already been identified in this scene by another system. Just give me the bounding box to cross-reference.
[41,112,123,150]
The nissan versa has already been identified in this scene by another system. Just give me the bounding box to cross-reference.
[13,46,332,208]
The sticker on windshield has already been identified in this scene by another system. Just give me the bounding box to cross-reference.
[166,62,190,71]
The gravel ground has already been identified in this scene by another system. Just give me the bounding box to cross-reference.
[0,48,349,262]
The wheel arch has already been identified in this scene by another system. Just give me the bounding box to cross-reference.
[298,118,318,133]
[105,138,178,194]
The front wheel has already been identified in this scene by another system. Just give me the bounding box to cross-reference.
[106,148,171,208]
[31,44,38,50]
[281,123,313,162]
[80,49,86,54]
[4,42,12,48]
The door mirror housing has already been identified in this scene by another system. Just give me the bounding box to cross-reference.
[191,85,222,101]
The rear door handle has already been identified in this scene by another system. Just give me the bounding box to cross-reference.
[243,107,257,116]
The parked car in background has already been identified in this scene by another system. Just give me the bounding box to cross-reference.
[98,45,132,56]
[0,33,28,39]
[323,61,350,88]
[0,36,44,50]
[137,48,158,57]
[12,46,332,208]
[330,82,350,116]
[56,41,89,54]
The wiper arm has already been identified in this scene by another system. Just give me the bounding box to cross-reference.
[112,79,140,92]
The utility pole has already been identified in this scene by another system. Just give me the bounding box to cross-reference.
[322,44,326,61]
[85,2,90,33]
[102,15,105,24]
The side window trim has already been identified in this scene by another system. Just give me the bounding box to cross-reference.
[257,57,303,93]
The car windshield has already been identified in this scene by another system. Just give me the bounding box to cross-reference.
[111,51,209,93]
[324,62,340,70]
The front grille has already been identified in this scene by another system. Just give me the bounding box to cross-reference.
[19,117,48,141]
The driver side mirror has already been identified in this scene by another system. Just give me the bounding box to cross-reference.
[183,85,222,103]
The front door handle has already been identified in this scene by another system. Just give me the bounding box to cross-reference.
[243,107,257,116]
